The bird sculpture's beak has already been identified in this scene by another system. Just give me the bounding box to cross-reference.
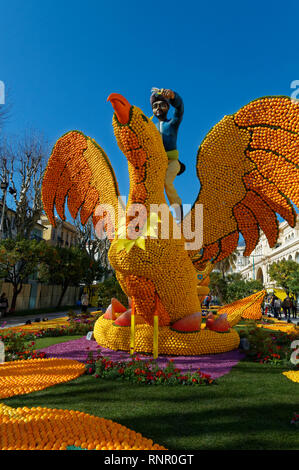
[107,93,131,125]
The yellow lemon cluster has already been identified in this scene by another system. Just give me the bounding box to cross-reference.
[0,317,70,335]
[282,371,299,383]
[0,404,166,451]
[196,96,299,266]
[218,290,266,326]
[94,316,240,355]
[0,358,86,399]
[235,96,299,232]
[42,130,122,236]
[258,322,299,336]
[235,96,299,134]
[1,312,101,335]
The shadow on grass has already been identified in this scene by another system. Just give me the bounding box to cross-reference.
[3,361,298,451]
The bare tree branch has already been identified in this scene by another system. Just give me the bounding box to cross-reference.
[0,129,49,239]
[74,216,113,273]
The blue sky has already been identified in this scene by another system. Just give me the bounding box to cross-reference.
[1,0,299,221]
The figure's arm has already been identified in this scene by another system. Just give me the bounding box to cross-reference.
[161,89,184,127]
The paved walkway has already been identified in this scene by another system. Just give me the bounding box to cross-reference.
[265,312,299,326]
[1,309,297,330]
[0,308,100,329]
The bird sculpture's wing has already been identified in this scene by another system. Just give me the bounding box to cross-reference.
[188,96,299,268]
[42,130,123,240]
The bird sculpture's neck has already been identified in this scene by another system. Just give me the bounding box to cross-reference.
[127,157,167,211]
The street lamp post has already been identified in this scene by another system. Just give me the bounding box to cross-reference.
[0,179,8,239]
[249,254,264,280]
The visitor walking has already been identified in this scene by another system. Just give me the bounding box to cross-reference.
[0,293,9,318]
[270,295,276,316]
[81,292,89,313]
[282,296,292,321]
[202,294,212,312]
[273,297,282,319]
[290,295,297,319]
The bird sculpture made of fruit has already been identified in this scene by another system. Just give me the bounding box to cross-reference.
[42,93,299,355]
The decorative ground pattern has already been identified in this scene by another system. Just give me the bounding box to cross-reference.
[0,358,86,398]
[282,371,299,383]
[39,337,245,379]
[0,404,166,450]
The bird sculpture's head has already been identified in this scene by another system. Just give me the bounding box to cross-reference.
[107,93,168,182]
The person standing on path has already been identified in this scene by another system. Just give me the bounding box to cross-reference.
[81,292,89,313]
[282,296,292,321]
[0,293,8,318]
[273,297,282,319]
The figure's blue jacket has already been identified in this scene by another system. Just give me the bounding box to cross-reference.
[155,92,184,153]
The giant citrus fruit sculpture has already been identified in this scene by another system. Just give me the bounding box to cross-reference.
[42,94,299,356]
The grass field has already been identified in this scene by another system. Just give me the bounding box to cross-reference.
[3,333,299,451]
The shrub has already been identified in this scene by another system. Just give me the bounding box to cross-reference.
[97,275,129,310]
[0,331,45,361]
[238,323,298,366]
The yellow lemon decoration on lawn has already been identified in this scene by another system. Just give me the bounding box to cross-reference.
[0,358,86,398]
[0,404,166,451]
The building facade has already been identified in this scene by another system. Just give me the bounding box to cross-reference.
[0,210,80,311]
[236,219,299,290]
[40,215,78,247]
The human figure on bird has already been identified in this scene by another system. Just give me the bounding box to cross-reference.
[150,87,185,223]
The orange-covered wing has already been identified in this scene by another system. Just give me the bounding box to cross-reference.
[188,96,299,265]
[42,131,123,240]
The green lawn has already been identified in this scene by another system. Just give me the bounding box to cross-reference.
[33,335,82,349]
[3,355,298,450]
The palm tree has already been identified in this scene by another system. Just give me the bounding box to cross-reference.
[215,250,238,279]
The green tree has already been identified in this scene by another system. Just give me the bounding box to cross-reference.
[209,271,228,304]
[81,257,106,298]
[209,271,263,304]
[268,260,299,291]
[0,239,48,312]
[97,274,128,310]
[225,278,263,304]
[38,245,94,307]
[286,270,299,297]
[215,250,238,279]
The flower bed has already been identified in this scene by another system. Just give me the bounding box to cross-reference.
[0,330,46,362]
[238,323,299,365]
[0,313,100,361]
[258,318,299,336]
[290,412,299,428]
[39,336,245,379]
[86,352,215,386]
[0,311,101,335]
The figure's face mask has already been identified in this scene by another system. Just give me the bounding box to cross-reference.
[152,100,169,120]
